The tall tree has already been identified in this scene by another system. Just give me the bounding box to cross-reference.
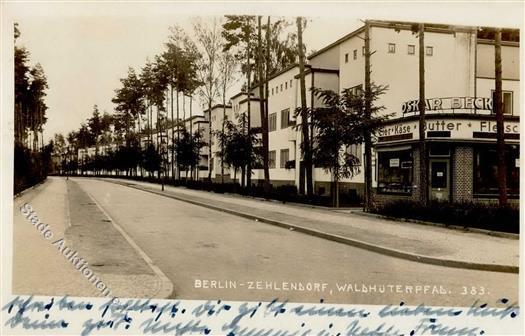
[218,51,237,183]
[27,63,48,151]
[223,15,257,187]
[311,86,389,207]
[193,17,223,181]
[263,16,272,191]
[162,37,183,179]
[494,28,507,206]
[257,16,270,192]
[363,20,373,211]
[140,61,155,145]
[296,17,313,197]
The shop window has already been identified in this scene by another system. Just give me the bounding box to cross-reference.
[280,149,289,168]
[353,49,357,60]
[491,91,513,115]
[474,145,519,196]
[269,150,276,169]
[269,113,277,132]
[377,149,413,194]
[408,44,415,55]
[426,46,433,56]
[281,108,290,129]
[388,43,396,53]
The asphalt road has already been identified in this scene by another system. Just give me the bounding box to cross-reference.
[71,177,518,306]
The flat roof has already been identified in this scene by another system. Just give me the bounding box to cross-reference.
[307,19,518,61]
[203,104,232,113]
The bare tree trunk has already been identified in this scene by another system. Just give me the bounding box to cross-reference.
[418,23,428,206]
[494,28,507,206]
[246,17,252,189]
[264,16,271,191]
[190,95,195,181]
[177,91,181,180]
[207,97,213,181]
[258,16,270,193]
[221,83,227,184]
[171,86,175,180]
[363,20,373,211]
[297,17,313,197]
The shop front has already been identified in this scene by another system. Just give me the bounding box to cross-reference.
[374,112,520,205]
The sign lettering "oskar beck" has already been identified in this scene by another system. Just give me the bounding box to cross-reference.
[402,97,492,113]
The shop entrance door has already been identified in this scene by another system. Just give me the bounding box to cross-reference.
[429,159,450,201]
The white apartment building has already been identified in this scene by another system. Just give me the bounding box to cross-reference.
[209,19,520,204]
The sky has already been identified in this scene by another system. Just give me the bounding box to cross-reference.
[2,1,523,143]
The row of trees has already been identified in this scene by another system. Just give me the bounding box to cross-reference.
[53,16,391,209]
[55,104,206,179]
[14,23,53,194]
[55,16,305,185]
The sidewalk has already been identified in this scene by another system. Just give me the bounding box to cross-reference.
[104,178,519,273]
[13,177,173,299]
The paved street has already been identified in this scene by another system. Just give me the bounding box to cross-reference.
[14,177,519,307]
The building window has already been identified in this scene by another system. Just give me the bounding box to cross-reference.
[271,88,274,95]
[492,90,513,115]
[345,53,349,63]
[347,144,362,165]
[285,82,288,89]
[290,79,292,87]
[426,46,433,56]
[276,86,278,93]
[362,46,366,56]
[268,113,277,132]
[348,84,363,97]
[408,44,415,55]
[388,43,396,53]
[280,149,289,168]
[280,108,290,129]
[474,144,519,196]
[269,150,276,169]
[377,149,413,194]
[353,49,357,60]
[280,84,283,91]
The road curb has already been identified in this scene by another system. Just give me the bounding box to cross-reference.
[82,182,174,299]
[14,178,47,199]
[351,210,520,240]
[105,179,519,274]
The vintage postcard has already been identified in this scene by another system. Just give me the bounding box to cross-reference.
[1,1,523,335]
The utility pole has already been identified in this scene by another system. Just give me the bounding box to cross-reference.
[297,16,313,197]
[494,28,507,206]
[363,20,373,211]
[418,23,428,206]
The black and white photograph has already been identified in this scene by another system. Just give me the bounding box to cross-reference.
[1,1,523,335]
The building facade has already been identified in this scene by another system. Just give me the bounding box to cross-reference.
[214,20,519,204]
